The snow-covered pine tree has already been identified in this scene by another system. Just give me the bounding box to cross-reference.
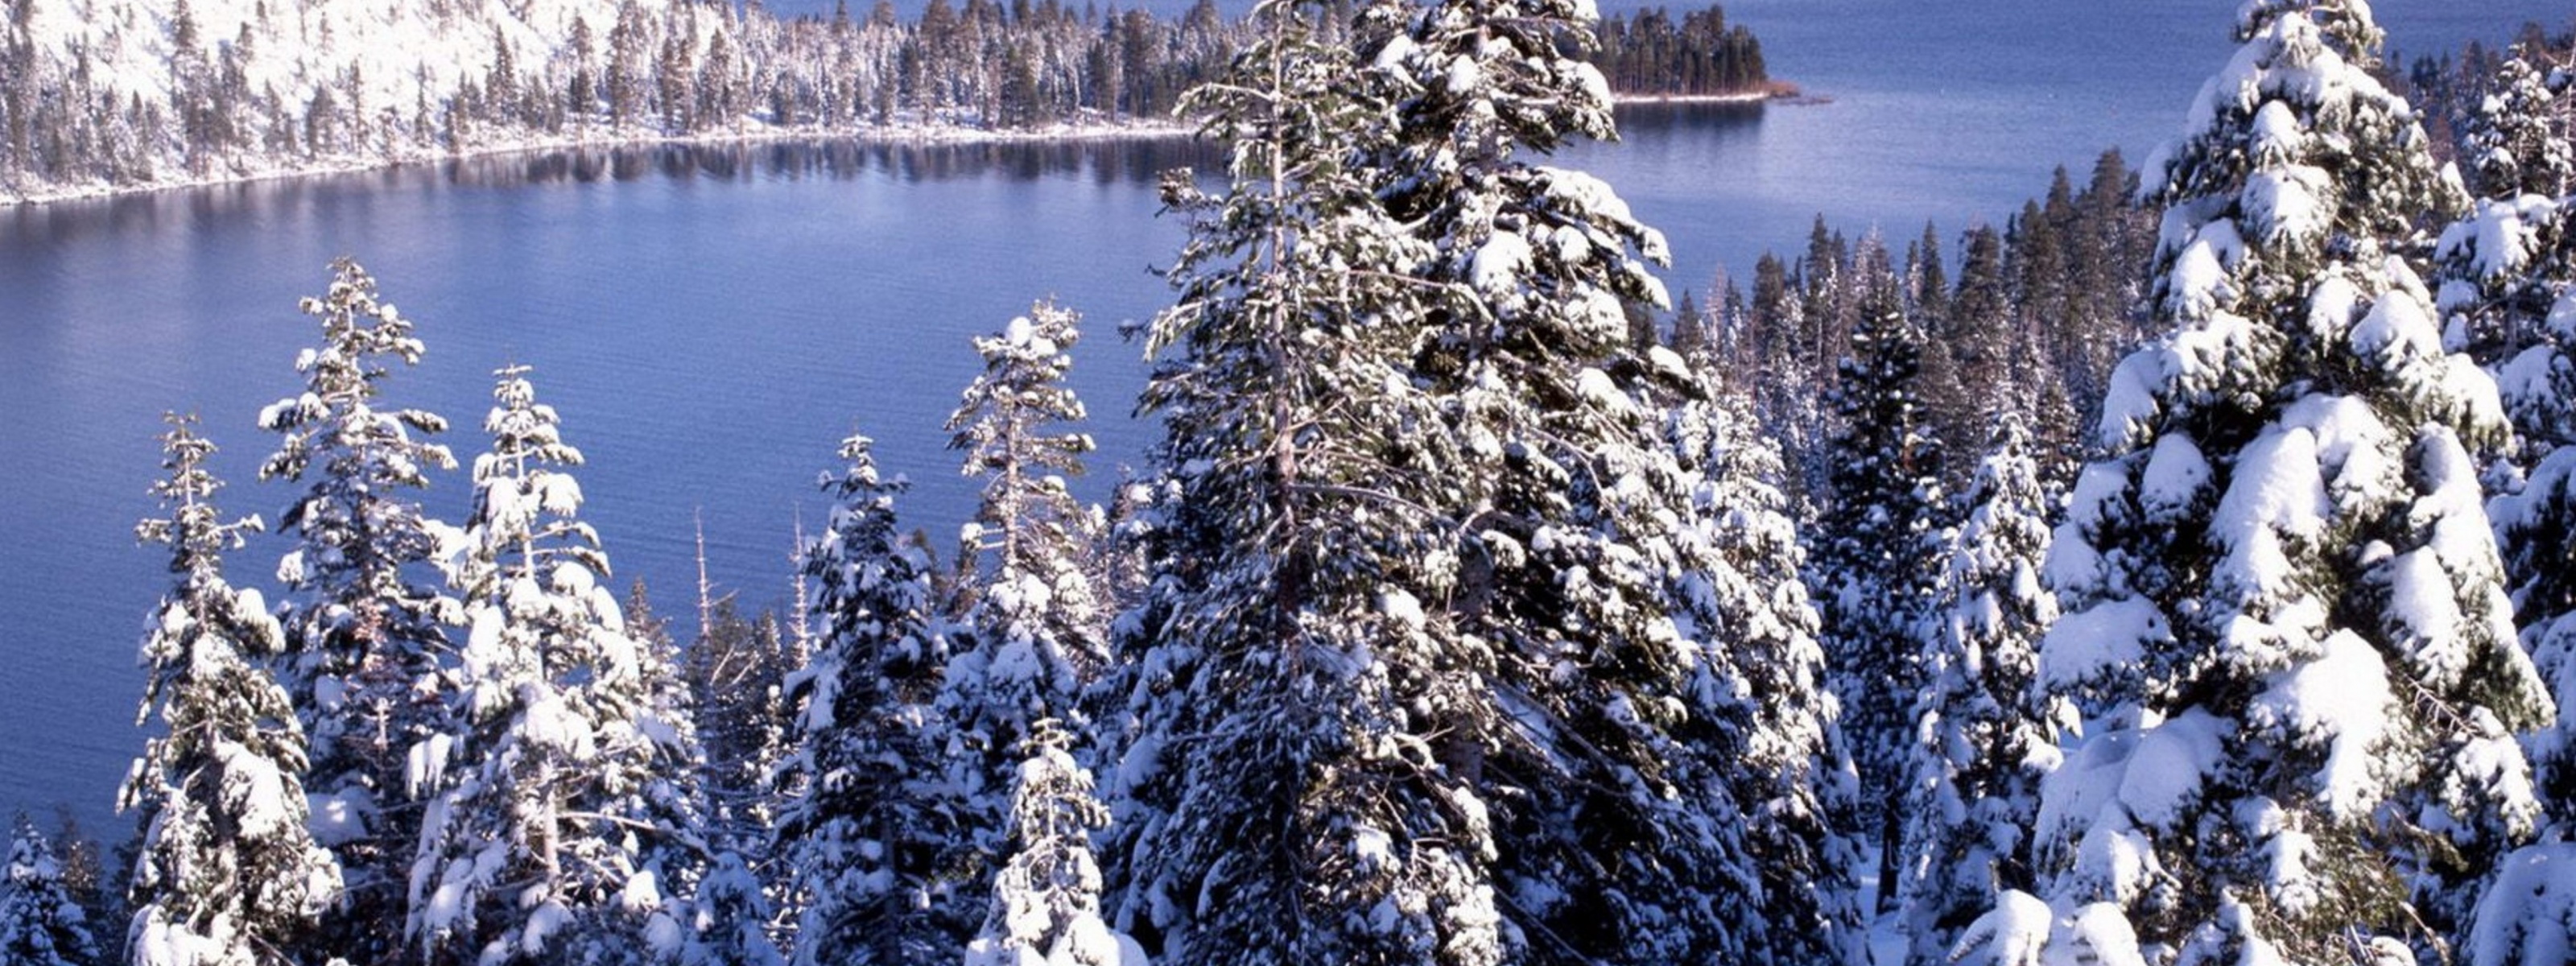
[2013,3,2553,962]
[255,257,460,964]
[1810,244,1948,914]
[1098,1,1494,960]
[943,299,1104,749]
[1658,367,1867,966]
[39,815,116,966]
[776,432,960,965]
[1360,0,1854,956]
[412,365,707,966]
[1897,413,2060,966]
[939,300,1108,940]
[962,720,1130,966]
[6,815,101,966]
[2433,52,2575,374]
[2437,50,2576,966]
[2438,172,2576,832]
[2458,50,2574,204]
[2467,272,2576,966]
[678,852,786,966]
[120,414,340,966]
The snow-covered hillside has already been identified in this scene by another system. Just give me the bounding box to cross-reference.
[0,0,1232,200]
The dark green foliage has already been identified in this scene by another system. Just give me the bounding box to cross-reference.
[1100,2,1496,960]
[688,599,796,852]
[1897,416,2057,966]
[1809,248,1945,914]
[1591,5,1769,97]
[2024,5,2550,963]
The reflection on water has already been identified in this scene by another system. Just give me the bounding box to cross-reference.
[450,135,1228,189]
[2,134,1228,250]
[1610,98,1767,138]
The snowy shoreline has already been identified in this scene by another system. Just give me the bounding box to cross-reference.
[1,86,1788,208]
[1609,86,1794,105]
[0,114,1204,208]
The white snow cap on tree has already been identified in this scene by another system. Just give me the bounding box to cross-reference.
[412,364,706,966]
[3,816,102,966]
[122,414,343,966]
[2021,2,2553,964]
[964,721,1145,966]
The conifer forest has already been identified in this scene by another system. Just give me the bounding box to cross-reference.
[8,1,2576,965]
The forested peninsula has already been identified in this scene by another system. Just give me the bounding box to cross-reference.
[0,0,1769,202]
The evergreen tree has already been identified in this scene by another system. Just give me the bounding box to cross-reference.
[1896,414,2058,966]
[43,813,118,966]
[3,816,99,966]
[2443,60,2576,966]
[1359,0,1864,955]
[1811,250,1946,914]
[1661,371,1868,966]
[2475,407,2576,964]
[254,258,457,965]
[961,722,1129,966]
[2474,233,2576,824]
[2004,5,2552,963]
[120,415,339,966]
[939,301,1108,940]
[942,299,1104,704]
[2432,173,2575,386]
[2457,51,2573,202]
[776,433,960,965]
[677,852,786,966]
[1100,0,1492,960]
[411,365,707,965]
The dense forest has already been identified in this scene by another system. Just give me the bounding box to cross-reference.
[8,1,2576,965]
[0,0,1767,200]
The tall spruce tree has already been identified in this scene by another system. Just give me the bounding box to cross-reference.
[1660,369,1867,966]
[1357,0,1864,956]
[411,365,706,965]
[4,816,99,966]
[255,258,458,964]
[939,301,1108,943]
[776,433,960,965]
[1994,4,2553,963]
[2440,47,2576,966]
[121,415,339,966]
[1811,248,1946,914]
[1098,0,1494,959]
[1897,414,2058,966]
[942,299,1104,753]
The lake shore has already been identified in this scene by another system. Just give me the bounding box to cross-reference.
[0,111,1203,207]
[1611,79,1804,105]
[1,83,1790,208]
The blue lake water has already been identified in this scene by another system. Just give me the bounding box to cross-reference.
[2,0,2566,840]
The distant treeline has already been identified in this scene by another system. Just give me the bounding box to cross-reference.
[1685,147,2159,505]
[1594,5,1769,97]
[0,0,1766,198]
